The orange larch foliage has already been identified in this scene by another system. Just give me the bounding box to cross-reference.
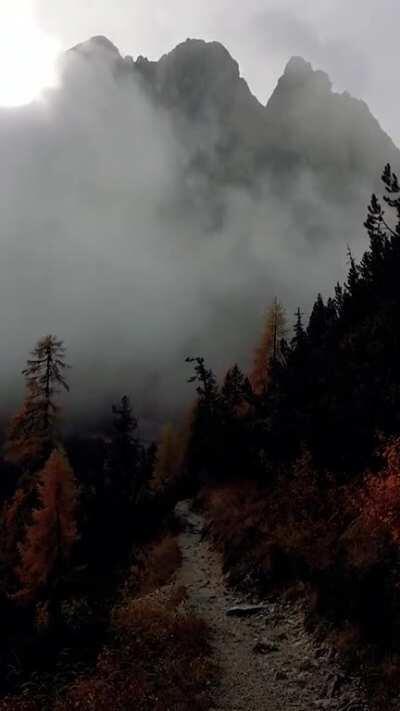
[358,437,400,545]
[0,487,29,570]
[152,416,191,494]
[4,386,48,469]
[250,298,287,395]
[17,449,78,600]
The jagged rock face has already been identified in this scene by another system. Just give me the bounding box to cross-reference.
[69,36,399,193]
[60,33,400,255]
[265,55,396,184]
[68,34,135,79]
[134,41,398,185]
[134,39,269,186]
[150,39,241,118]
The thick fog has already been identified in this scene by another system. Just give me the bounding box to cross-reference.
[0,39,396,427]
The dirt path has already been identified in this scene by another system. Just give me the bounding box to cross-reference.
[175,500,369,711]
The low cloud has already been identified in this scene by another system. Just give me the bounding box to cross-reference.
[0,39,395,430]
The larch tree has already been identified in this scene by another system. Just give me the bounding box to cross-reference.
[250,298,287,395]
[23,335,69,437]
[4,386,47,469]
[152,423,187,494]
[5,335,69,469]
[16,449,78,604]
[0,487,29,580]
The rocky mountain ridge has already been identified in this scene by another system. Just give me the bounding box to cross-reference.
[70,35,399,194]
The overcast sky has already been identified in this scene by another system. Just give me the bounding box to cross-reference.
[33,0,399,145]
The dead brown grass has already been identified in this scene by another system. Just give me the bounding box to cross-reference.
[138,534,182,594]
[54,586,215,711]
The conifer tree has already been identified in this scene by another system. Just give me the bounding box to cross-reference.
[334,282,344,317]
[382,163,400,227]
[345,248,360,296]
[250,298,287,394]
[107,395,142,505]
[5,336,69,468]
[186,357,221,480]
[361,194,388,282]
[4,387,48,469]
[0,488,29,579]
[219,364,254,477]
[23,335,69,433]
[221,364,249,414]
[186,357,219,409]
[325,297,338,329]
[111,395,138,465]
[17,450,78,603]
[291,308,307,352]
[307,294,327,343]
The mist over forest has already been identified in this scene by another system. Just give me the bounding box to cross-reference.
[4,7,400,706]
[1,35,398,426]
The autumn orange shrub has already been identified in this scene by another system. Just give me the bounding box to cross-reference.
[358,437,400,545]
[200,440,400,672]
[335,437,400,577]
[201,451,348,584]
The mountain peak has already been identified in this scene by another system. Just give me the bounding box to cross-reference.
[70,35,121,59]
[137,38,242,119]
[277,56,332,94]
[88,36,120,52]
[265,57,332,120]
[156,38,240,85]
[62,36,397,188]
[284,56,313,77]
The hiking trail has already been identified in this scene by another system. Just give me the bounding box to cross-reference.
[175,500,368,711]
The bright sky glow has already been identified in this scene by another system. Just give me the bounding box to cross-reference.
[0,1,60,106]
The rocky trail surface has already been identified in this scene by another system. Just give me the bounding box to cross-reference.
[175,500,369,711]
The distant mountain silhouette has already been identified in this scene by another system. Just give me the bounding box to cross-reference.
[69,36,399,195]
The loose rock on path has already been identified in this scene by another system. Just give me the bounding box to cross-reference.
[175,500,369,711]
